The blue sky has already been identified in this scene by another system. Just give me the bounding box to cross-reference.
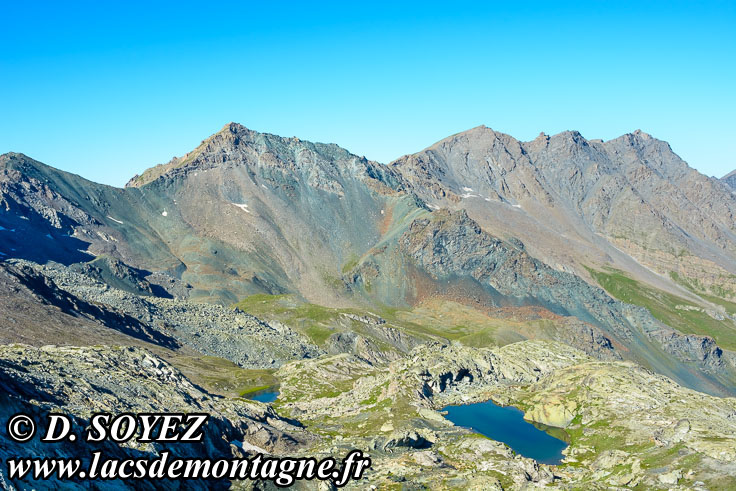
[1,1,734,186]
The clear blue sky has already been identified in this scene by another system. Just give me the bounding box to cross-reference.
[1,1,734,186]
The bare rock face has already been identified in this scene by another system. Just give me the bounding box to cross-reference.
[349,208,736,396]
[390,126,736,301]
[722,169,736,190]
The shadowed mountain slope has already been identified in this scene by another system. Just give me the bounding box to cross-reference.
[723,169,736,190]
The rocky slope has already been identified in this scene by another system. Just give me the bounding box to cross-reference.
[17,259,323,369]
[723,169,736,190]
[391,127,736,303]
[347,208,736,396]
[2,258,322,370]
[2,334,734,489]
[0,127,415,305]
[123,122,415,305]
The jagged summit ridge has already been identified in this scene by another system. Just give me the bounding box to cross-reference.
[125,123,662,190]
[391,122,736,273]
[125,122,370,188]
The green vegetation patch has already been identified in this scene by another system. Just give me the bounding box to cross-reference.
[587,267,736,351]
[164,353,278,398]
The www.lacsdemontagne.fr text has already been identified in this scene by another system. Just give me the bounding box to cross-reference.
[6,450,371,487]
[4,413,371,488]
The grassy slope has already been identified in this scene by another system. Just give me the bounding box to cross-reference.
[587,267,736,351]
[233,294,350,346]
[234,294,588,354]
[163,352,278,398]
[670,271,736,315]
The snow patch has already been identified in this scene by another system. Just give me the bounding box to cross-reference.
[461,193,480,199]
[107,216,124,224]
[512,204,522,208]
[427,204,440,210]
[0,225,5,230]
[45,234,52,239]
[484,197,492,202]
[0,252,6,256]
[380,209,385,215]
[261,184,268,190]
[232,203,251,214]
[462,187,474,192]
[162,210,168,217]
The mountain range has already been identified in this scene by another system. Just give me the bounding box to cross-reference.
[2,123,736,488]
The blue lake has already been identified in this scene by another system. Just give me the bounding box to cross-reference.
[442,400,569,464]
[247,388,279,403]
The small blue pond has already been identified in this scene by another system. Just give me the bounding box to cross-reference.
[442,400,569,464]
[247,388,279,403]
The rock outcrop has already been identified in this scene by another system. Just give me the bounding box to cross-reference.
[274,340,736,489]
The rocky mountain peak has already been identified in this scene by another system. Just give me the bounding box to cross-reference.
[125,122,364,188]
[219,121,250,134]
[556,129,586,141]
[424,125,515,151]
[606,128,662,151]
[1,152,39,171]
[541,130,592,153]
[1,151,23,161]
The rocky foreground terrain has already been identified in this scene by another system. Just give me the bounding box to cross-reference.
[2,124,736,489]
[275,340,736,489]
[2,333,735,489]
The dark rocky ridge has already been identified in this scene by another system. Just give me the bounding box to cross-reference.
[8,258,323,369]
[0,260,180,349]
[348,209,736,395]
